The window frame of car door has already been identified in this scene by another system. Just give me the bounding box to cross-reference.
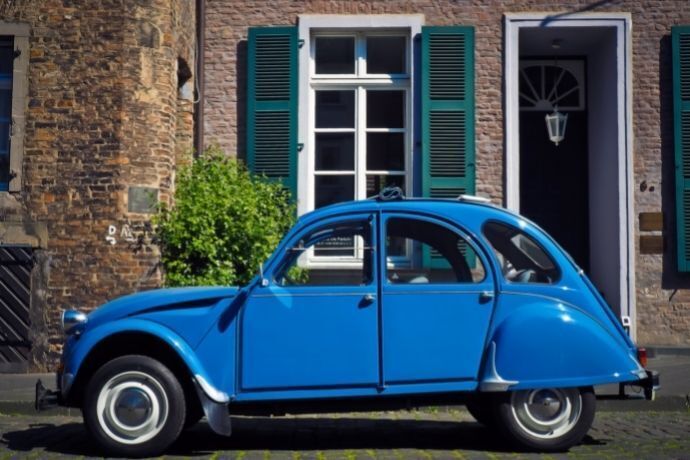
[265,212,379,290]
[378,211,495,293]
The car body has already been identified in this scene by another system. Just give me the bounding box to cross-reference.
[37,192,658,456]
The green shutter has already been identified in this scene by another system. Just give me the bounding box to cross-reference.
[247,26,298,196]
[421,26,475,268]
[673,26,690,271]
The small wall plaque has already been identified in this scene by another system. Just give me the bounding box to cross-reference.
[128,186,158,214]
[639,235,663,254]
[639,212,663,232]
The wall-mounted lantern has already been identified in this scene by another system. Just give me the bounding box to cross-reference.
[545,39,568,146]
[545,109,568,146]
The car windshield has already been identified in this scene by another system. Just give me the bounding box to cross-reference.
[482,221,560,284]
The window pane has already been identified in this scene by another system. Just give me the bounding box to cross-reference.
[366,132,404,170]
[316,90,354,128]
[0,89,11,117]
[366,174,404,198]
[275,220,373,284]
[483,222,560,284]
[315,175,354,208]
[0,41,13,75]
[315,37,355,74]
[386,218,485,284]
[0,152,8,187]
[0,123,9,155]
[367,91,404,128]
[316,133,354,171]
[366,36,405,74]
[314,234,356,258]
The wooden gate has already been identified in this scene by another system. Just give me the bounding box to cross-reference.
[0,246,33,372]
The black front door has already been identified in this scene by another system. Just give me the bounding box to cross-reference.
[0,246,33,372]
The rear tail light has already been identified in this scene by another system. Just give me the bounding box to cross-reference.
[637,347,648,368]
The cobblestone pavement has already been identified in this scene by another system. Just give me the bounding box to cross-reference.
[1,409,689,459]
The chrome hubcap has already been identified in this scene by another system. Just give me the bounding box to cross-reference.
[114,388,152,427]
[510,388,582,439]
[529,389,562,421]
[96,371,169,445]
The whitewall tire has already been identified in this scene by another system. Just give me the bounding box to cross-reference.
[84,355,186,457]
[495,386,595,452]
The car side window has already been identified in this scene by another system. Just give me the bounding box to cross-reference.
[385,217,485,284]
[482,221,560,284]
[274,219,373,286]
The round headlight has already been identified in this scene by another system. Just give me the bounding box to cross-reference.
[62,310,87,335]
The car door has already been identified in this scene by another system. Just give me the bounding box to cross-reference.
[239,213,380,392]
[380,213,495,385]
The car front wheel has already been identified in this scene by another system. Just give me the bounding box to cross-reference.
[495,387,595,452]
[83,355,186,457]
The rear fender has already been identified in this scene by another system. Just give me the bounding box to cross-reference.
[479,300,644,391]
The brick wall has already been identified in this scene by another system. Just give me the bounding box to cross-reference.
[203,0,690,346]
[0,0,195,369]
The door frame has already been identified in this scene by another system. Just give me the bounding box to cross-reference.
[503,12,636,339]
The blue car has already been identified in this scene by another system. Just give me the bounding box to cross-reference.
[36,189,658,456]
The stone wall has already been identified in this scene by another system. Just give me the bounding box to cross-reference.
[203,0,690,346]
[0,0,195,370]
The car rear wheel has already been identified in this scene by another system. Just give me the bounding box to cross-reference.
[495,387,595,452]
[83,355,186,457]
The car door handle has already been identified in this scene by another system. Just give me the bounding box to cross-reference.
[360,293,376,307]
[479,291,494,304]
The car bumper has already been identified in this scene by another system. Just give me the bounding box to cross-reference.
[597,369,660,401]
[635,369,660,400]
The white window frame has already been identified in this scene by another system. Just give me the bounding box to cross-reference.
[0,22,29,193]
[298,15,424,268]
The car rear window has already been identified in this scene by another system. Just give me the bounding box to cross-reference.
[482,221,560,284]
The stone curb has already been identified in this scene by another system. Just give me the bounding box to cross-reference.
[648,347,690,357]
[0,402,77,417]
[596,395,689,412]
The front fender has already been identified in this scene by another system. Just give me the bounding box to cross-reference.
[481,300,644,390]
[63,318,228,403]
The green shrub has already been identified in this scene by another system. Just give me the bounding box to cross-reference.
[154,147,295,287]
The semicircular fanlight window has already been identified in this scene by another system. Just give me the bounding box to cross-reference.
[519,60,585,112]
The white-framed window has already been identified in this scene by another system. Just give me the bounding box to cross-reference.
[0,22,29,193]
[297,15,423,266]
